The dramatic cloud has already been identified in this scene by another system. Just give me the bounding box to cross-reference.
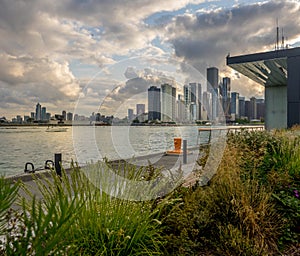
[165,0,300,95]
[0,0,300,118]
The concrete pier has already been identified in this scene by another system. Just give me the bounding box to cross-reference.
[227,46,300,129]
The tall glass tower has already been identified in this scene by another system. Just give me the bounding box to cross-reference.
[35,103,41,121]
[148,86,161,121]
[161,84,176,122]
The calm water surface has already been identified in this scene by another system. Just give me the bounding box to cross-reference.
[0,126,202,176]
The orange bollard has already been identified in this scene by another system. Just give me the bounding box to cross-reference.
[174,138,182,152]
[166,137,183,155]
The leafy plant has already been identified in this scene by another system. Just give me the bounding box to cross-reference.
[67,161,165,255]
[0,177,19,234]
[5,169,85,255]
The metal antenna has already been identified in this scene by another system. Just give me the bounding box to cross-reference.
[276,18,279,50]
[282,28,284,49]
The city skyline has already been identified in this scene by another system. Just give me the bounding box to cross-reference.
[1,1,300,119]
[5,64,265,124]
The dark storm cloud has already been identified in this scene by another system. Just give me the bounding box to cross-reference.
[168,0,300,72]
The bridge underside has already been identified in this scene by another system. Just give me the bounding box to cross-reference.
[227,47,300,129]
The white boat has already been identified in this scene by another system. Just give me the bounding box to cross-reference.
[46,126,68,132]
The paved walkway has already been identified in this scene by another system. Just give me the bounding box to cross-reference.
[6,147,204,208]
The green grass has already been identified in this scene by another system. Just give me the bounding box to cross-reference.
[159,129,300,255]
[1,129,300,255]
[2,162,165,255]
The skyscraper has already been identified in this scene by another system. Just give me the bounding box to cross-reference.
[256,99,265,120]
[35,103,41,121]
[207,67,219,93]
[62,110,67,120]
[220,77,231,117]
[41,107,46,121]
[202,91,211,120]
[67,112,73,121]
[128,109,134,121]
[176,94,185,122]
[189,83,197,103]
[249,97,257,120]
[184,85,191,121]
[207,67,219,120]
[161,83,176,122]
[136,104,145,116]
[184,85,191,105]
[198,83,202,120]
[245,100,250,120]
[148,86,161,121]
[239,97,246,118]
[230,92,239,119]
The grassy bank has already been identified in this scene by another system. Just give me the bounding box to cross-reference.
[160,129,300,255]
[0,129,299,255]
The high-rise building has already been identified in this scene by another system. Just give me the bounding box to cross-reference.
[31,112,35,119]
[41,107,47,121]
[184,85,191,105]
[230,92,239,119]
[67,112,73,121]
[189,82,198,121]
[202,91,211,120]
[183,83,200,121]
[183,85,191,121]
[16,115,22,124]
[189,83,197,103]
[207,67,219,120]
[35,103,41,121]
[239,97,246,118]
[148,86,161,121]
[136,104,145,116]
[207,67,219,93]
[220,77,231,117]
[24,116,30,123]
[256,99,265,120]
[128,109,134,121]
[198,83,202,120]
[190,103,197,121]
[245,100,250,120]
[62,110,67,120]
[249,97,257,120]
[46,113,51,121]
[161,83,176,122]
[176,94,185,122]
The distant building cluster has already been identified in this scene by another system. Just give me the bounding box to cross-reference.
[1,66,265,125]
[127,67,265,124]
[3,103,74,125]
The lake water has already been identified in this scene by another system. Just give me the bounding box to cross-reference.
[0,125,204,177]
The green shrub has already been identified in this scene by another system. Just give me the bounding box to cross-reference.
[159,135,285,255]
[0,177,19,235]
[5,169,85,255]
[67,162,165,255]
[1,162,165,255]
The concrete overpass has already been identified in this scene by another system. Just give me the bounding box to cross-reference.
[227,47,300,129]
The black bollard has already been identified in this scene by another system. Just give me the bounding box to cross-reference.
[54,153,62,177]
[24,162,35,173]
[45,160,54,170]
[183,140,187,164]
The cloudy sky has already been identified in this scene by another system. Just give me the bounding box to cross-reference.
[1,0,300,119]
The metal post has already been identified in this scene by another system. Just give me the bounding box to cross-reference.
[183,140,187,164]
[54,153,62,177]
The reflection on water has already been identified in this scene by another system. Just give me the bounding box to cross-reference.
[0,126,201,176]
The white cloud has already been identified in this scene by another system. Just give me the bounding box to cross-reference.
[1,0,300,118]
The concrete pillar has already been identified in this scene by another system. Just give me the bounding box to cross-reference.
[287,56,300,128]
[265,85,287,130]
